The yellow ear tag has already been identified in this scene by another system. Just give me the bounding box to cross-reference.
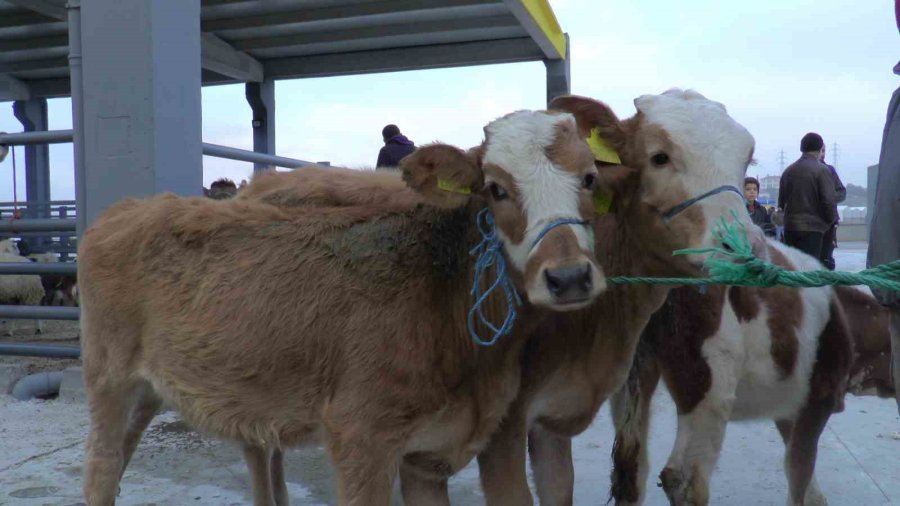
[437,178,471,195]
[593,189,613,216]
[586,127,621,165]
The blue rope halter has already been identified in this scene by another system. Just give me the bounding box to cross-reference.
[467,209,588,346]
[661,185,746,223]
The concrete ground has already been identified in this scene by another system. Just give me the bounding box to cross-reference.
[0,242,897,505]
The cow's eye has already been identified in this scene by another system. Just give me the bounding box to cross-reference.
[651,153,670,167]
[488,182,509,201]
[582,172,597,190]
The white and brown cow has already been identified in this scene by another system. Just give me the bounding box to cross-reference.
[473,89,765,506]
[609,239,870,506]
[78,110,606,506]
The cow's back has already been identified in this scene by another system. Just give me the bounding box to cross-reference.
[78,192,478,446]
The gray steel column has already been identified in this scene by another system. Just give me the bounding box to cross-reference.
[12,99,51,218]
[77,0,202,235]
[245,78,276,172]
[12,98,52,252]
[544,33,571,105]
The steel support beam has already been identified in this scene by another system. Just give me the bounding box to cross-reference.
[201,33,264,82]
[76,0,203,236]
[245,78,275,171]
[3,0,66,21]
[544,33,570,104]
[264,37,543,79]
[13,99,52,228]
[0,73,29,101]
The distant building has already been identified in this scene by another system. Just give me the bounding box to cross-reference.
[757,174,781,205]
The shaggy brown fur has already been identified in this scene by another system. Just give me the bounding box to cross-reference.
[838,286,895,398]
[78,114,603,506]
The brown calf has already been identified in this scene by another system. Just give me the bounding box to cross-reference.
[473,89,764,506]
[78,110,606,506]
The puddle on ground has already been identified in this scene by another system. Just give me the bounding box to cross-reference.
[8,485,60,498]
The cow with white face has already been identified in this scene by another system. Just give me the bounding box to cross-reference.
[477,110,604,307]
[555,89,763,276]
[476,90,767,506]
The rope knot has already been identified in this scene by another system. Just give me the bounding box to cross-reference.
[467,209,522,346]
[744,258,782,287]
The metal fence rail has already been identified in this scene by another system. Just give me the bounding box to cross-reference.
[0,262,76,275]
[0,343,80,359]
[0,219,77,233]
[202,142,316,169]
[0,130,75,145]
[0,306,80,320]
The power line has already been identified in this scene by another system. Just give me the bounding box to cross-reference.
[778,149,787,171]
[831,142,839,168]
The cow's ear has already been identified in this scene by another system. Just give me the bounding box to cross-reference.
[550,95,627,160]
[400,143,483,209]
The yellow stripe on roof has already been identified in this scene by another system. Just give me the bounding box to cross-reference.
[516,0,567,59]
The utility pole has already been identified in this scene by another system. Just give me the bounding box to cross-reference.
[778,149,787,171]
[831,142,839,168]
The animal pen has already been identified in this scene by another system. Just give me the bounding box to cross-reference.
[0,0,571,359]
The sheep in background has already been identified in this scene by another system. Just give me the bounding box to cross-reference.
[0,251,45,335]
[0,238,20,255]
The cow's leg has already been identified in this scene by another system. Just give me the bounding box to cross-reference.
[83,377,140,505]
[323,405,398,506]
[399,464,450,506]
[82,305,150,506]
[328,443,397,506]
[611,338,661,506]
[776,401,832,506]
[271,448,289,506]
[659,339,739,506]
[528,425,574,506]
[775,421,827,506]
[477,402,532,506]
[243,444,277,506]
[120,382,162,478]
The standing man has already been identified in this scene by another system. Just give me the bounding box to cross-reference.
[868,0,900,415]
[819,145,847,270]
[376,124,416,170]
[777,132,840,259]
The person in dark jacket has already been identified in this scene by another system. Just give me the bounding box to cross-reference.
[743,176,775,236]
[818,147,847,270]
[376,124,416,169]
[777,132,840,259]
[868,0,900,413]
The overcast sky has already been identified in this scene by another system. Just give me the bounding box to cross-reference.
[0,0,897,202]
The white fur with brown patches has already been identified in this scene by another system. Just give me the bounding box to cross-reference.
[482,110,602,308]
[621,240,846,506]
[731,242,830,421]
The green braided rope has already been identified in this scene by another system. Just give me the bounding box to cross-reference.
[606,211,900,292]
